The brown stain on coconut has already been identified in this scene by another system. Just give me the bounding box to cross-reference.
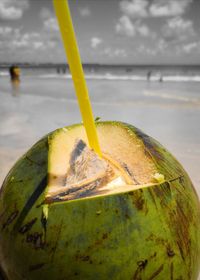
[133,259,148,280]
[87,232,110,251]
[170,262,174,280]
[26,232,45,249]
[129,190,148,214]
[29,262,45,271]
[19,218,37,234]
[74,232,110,266]
[147,264,164,280]
[150,178,194,278]
[146,234,175,260]
[172,200,191,261]
[2,210,19,230]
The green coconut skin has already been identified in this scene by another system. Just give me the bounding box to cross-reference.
[0,122,199,280]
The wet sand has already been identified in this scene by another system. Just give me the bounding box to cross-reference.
[0,75,200,198]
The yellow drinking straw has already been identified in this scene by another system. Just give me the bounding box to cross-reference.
[53,0,102,157]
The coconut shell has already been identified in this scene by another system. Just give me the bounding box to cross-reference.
[0,122,199,280]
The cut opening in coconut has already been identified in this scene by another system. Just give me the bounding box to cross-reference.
[45,123,162,203]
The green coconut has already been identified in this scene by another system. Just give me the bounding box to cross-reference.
[0,121,199,280]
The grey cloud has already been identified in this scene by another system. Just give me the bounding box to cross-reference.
[162,16,195,43]
[79,7,91,17]
[39,7,52,20]
[0,0,29,20]
[119,0,148,19]
[116,15,154,38]
[149,0,192,17]
[119,0,192,18]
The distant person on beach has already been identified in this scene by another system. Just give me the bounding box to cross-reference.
[9,65,20,95]
[57,67,61,74]
[147,71,151,81]
[62,67,66,74]
[9,65,20,82]
[56,66,66,74]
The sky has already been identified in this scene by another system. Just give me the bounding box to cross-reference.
[0,0,200,64]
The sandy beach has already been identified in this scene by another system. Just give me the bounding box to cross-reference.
[0,73,200,198]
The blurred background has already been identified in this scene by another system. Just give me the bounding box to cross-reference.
[0,0,200,198]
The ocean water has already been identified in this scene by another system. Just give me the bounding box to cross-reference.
[1,64,200,81]
[1,64,200,106]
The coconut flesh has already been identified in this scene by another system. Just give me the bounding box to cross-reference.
[46,124,162,203]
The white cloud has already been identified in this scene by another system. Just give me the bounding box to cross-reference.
[0,26,13,36]
[33,41,45,50]
[173,40,200,56]
[103,47,111,56]
[12,39,28,48]
[117,1,158,38]
[103,47,127,57]
[39,7,52,20]
[117,0,193,41]
[0,11,63,62]
[79,7,91,17]
[0,0,29,20]
[119,0,148,18]
[116,15,136,37]
[40,8,59,34]
[162,16,194,42]
[0,26,22,46]
[166,16,192,30]
[44,17,59,32]
[11,32,42,49]
[0,24,58,59]
[157,38,168,52]
[113,48,127,57]
[116,16,152,38]
[47,41,56,49]
[137,24,150,37]
[149,0,192,17]
[182,42,198,53]
[91,37,102,48]
[119,0,192,19]
[137,45,157,56]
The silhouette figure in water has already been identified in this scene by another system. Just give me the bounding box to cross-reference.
[9,65,20,81]
[147,71,151,81]
[9,65,20,95]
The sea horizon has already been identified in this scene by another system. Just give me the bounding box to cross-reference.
[1,62,200,67]
[1,63,200,83]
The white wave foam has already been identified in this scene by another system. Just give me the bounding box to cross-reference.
[163,76,200,82]
[38,73,146,81]
[38,73,200,82]
[38,73,72,79]
[0,72,9,77]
